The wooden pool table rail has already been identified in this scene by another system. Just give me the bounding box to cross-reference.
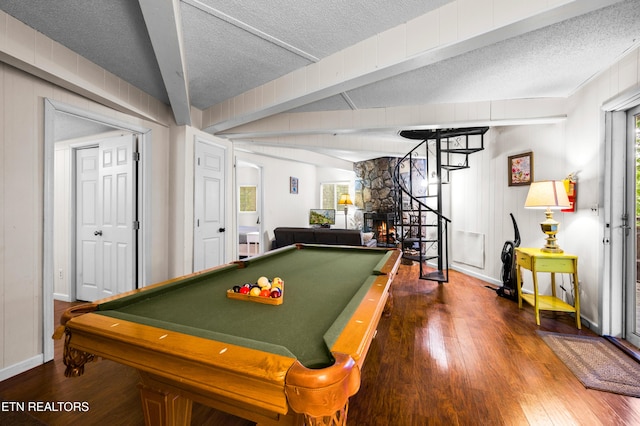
[54,246,401,426]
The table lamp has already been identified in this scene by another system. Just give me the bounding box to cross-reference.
[524,180,571,253]
[338,194,353,228]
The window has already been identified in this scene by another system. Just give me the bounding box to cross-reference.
[321,182,350,210]
[239,185,257,212]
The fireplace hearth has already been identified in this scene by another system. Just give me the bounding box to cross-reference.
[364,212,396,247]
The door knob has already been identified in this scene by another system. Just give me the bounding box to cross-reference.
[94,230,103,236]
[218,228,226,232]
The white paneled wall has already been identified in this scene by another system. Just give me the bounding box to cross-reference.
[450,45,640,331]
[0,62,173,380]
[1,63,48,375]
[451,123,567,284]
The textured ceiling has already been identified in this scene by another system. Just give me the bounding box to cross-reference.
[180,0,451,108]
[0,0,168,103]
[344,1,640,109]
[1,0,639,161]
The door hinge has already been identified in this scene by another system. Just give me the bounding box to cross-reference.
[133,220,140,230]
[133,152,141,161]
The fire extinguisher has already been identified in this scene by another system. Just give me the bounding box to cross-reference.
[562,173,577,213]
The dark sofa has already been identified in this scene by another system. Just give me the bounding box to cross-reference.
[273,227,376,249]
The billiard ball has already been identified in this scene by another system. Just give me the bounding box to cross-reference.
[270,289,282,298]
[257,276,271,289]
[259,289,271,297]
[239,286,250,294]
[232,285,241,293]
[250,287,261,297]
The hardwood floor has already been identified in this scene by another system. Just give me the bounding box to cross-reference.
[2,263,640,425]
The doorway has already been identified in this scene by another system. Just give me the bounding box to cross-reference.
[43,99,152,361]
[236,161,263,259]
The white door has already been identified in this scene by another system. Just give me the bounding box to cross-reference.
[194,140,226,272]
[76,134,137,301]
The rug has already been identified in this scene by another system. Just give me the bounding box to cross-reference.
[538,331,640,398]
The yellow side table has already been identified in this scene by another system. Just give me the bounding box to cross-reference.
[515,247,581,329]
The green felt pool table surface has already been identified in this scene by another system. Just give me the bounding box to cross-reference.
[97,244,396,368]
[59,243,401,426]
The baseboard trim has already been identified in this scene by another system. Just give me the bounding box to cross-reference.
[0,355,44,382]
[450,263,500,286]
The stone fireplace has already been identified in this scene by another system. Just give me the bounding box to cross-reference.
[354,158,398,247]
[353,157,398,213]
[354,156,427,246]
[354,156,426,214]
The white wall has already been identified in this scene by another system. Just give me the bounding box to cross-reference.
[450,120,603,328]
[0,63,45,375]
[235,151,317,245]
[234,151,357,246]
[237,165,260,228]
[450,45,640,333]
[0,62,173,379]
[451,124,567,281]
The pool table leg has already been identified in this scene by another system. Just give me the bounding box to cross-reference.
[300,402,349,426]
[60,329,95,377]
[138,381,192,426]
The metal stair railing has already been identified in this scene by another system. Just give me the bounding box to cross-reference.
[394,127,489,283]
[393,139,451,282]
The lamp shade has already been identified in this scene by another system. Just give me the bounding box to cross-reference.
[524,180,570,209]
[338,194,353,206]
[524,180,570,253]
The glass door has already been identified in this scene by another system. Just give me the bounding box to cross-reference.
[628,106,640,348]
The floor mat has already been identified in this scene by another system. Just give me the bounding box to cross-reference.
[539,331,640,398]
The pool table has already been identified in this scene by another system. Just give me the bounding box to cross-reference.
[56,244,401,426]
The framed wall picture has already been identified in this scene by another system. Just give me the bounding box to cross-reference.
[290,177,298,194]
[239,185,257,212]
[508,152,533,186]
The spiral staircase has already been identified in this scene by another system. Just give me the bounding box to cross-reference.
[393,127,489,282]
